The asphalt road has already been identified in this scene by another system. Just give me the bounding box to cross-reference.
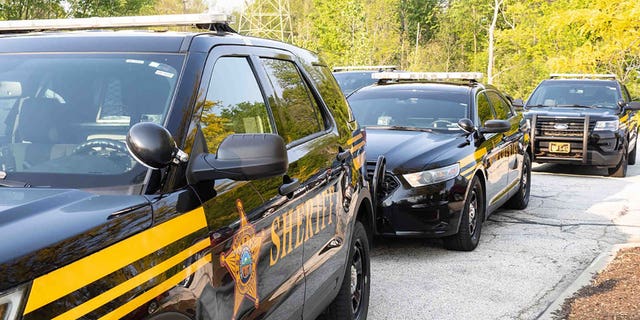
[368,156,640,319]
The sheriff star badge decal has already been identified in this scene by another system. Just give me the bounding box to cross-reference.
[220,199,265,319]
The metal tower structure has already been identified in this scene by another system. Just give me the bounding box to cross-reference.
[238,0,293,43]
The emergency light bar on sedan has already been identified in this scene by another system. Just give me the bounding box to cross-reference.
[372,72,483,81]
[549,73,617,79]
[0,13,230,32]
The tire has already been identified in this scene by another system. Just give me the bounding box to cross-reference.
[443,176,485,251]
[323,221,370,320]
[628,143,636,165]
[608,147,628,177]
[506,152,531,210]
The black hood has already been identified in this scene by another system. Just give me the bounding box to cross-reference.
[523,106,619,120]
[0,188,152,290]
[365,129,466,173]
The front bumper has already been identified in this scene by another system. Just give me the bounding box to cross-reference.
[375,173,468,238]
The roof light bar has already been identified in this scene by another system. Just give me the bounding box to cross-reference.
[549,73,617,79]
[333,65,398,72]
[372,72,483,81]
[0,13,230,32]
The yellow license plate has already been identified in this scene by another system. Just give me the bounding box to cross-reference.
[549,142,571,153]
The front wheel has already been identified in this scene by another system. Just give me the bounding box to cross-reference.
[323,221,370,320]
[443,176,485,251]
[506,152,531,209]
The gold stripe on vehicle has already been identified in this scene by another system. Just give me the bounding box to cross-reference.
[460,165,477,179]
[459,148,486,168]
[350,140,365,154]
[621,114,629,122]
[52,238,211,320]
[99,254,212,320]
[24,207,208,315]
[347,133,363,145]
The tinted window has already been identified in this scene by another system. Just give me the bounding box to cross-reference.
[477,92,493,126]
[487,91,512,119]
[349,88,469,131]
[528,80,620,108]
[200,57,272,152]
[0,53,183,190]
[261,58,324,144]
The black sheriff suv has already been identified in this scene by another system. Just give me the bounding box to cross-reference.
[347,72,531,251]
[514,74,640,177]
[0,14,375,320]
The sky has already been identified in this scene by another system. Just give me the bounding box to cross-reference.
[208,0,246,14]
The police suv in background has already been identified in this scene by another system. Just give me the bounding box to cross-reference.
[514,74,640,177]
[347,72,531,251]
[332,66,398,96]
[0,14,374,320]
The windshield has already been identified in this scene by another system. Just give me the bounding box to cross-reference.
[0,53,184,191]
[527,81,620,108]
[333,71,376,95]
[348,88,470,131]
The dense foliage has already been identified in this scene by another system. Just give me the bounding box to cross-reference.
[2,0,638,98]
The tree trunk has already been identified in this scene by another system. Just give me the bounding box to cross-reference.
[487,0,501,84]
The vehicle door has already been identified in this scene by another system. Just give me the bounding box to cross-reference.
[252,53,349,319]
[193,47,304,320]
[475,91,507,207]
[486,90,522,195]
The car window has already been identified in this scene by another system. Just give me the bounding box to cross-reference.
[348,88,469,131]
[486,91,513,120]
[477,92,493,126]
[260,58,325,144]
[200,57,273,153]
[0,53,183,189]
[528,81,620,108]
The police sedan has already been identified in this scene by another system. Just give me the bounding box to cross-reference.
[348,72,531,251]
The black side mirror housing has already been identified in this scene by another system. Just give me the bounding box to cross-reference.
[457,118,475,134]
[625,101,640,111]
[187,133,288,184]
[512,98,525,112]
[126,122,185,169]
[480,119,511,134]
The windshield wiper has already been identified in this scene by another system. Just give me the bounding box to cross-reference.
[0,171,31,187]
[526,104,551,108]
[557,104,596,109]
[365,125,433,132]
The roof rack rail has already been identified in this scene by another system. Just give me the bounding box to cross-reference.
[0,13,233,33]
[549,73,617,79]
[372,72,483,83]
[332,65,398,72]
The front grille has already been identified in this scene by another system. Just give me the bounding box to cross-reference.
[536,119,587,137]
[366,161,400,199]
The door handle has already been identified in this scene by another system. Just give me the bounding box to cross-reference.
[279,175,300,197]
[337,147,351,162]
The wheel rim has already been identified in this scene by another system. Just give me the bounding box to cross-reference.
[350,240,365,317]
[522,158,530,199]
[468,190,478,236]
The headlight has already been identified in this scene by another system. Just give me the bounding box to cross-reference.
[403,163,460,187]
[594,120,619,131]
[0,286,27,320]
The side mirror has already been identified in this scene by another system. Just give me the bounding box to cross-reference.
[188,133,288,184]
[457,118,475,134]
[512,98,525,112]
[625,101,640,111]
[126,122,187,169]
[480,119,511,134]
